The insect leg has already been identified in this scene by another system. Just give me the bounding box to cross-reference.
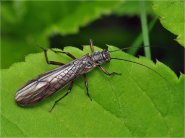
[98,65,121,76]
[89,39,94,53]
[51,49,76,60]
[41,48,65,66]
[49,81,74,112]
[83,74,92,101]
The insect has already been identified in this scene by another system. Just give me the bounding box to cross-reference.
[16,40,166,112]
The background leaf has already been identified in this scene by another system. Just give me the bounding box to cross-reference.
[1,1,120,68]
[1,1,184,75]
[152,1,184,47]
[113,1,154,16]
[1,46,184,137]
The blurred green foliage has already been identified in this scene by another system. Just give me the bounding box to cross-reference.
[1,1,120,68]
[1,1,184,72]
[114,0,154,16]
[153,1,184,46]
[1,1,184,75]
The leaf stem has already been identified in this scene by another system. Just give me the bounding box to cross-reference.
[139,1,151,59]
[128,16,157,55]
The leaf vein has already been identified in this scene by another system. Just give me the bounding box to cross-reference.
[128,65,170,135]
[1,113,27,137]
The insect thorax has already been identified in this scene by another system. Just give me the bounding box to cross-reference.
[91,50,111,65]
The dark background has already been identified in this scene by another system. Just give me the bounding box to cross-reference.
[49,15,184,76]
[1,1,184,76]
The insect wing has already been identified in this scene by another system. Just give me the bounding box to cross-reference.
[15,64,72,106]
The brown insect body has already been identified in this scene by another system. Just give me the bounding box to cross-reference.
[16,40,166,112]
[15,50,111,106]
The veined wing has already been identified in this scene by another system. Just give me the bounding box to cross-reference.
[15,58,84,106]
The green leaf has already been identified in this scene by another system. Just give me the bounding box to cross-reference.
[152,1,184,47]
[1,1,120,68]
[1,46,184,137]
[114,1,154,16]
[1,38,38,69]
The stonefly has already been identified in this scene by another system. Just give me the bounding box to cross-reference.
[15,40,166,112]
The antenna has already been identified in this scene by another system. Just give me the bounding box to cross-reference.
[111,57,168,82]
[109,46,151,52]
